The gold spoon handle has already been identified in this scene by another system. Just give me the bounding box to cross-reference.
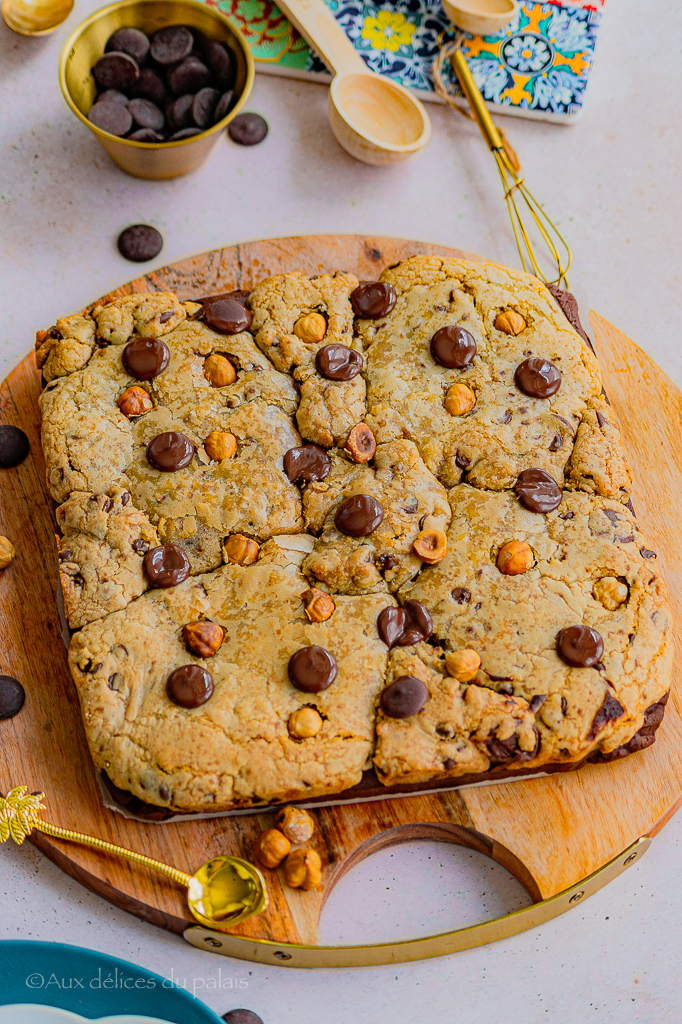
[34,820,192,887]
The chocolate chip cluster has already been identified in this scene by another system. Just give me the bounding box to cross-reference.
[88,25,238,142]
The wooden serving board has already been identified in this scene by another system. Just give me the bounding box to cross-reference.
[1,235,681,966]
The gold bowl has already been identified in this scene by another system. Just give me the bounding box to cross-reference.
[59,0,255,180]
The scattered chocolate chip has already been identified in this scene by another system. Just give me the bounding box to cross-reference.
[168,93,194,131]
[546,284,592,347]
[122,335,170,379]
[128,128,164,142]
[147,431,194,471]
[514,357,562,399]
[107,673,122,691]
[169,57,212,96]
[168,127,201,140]
[615,534,635,545]
[377,607,407,648]
[0,676,25,719]
[150,25,194,66]
[128,97,165,131]
[377,553,398,573]
[206,41,236,88]
[158,784,170,801]
[143,544,191,587]
[443,758,456,770]
[117,224,163,262]
[88,101,133,136]
[0,425,29,468]
[350,282,397,319]
[502,410,512,424]
[131,67,166,106]
[596,410,608,429]
[202,295,252,334]
[556,625,604,668]
[380,676,428,719]
[105,27,150,65]
[228,112,268,146]
[514,468,563,514]
[132,539,149,554]
[222,1011,264,1024]
[315,344,363,381]
[454,452,471,471]
[167,664,214,709]
[529,694,547,713]
[214,89,235,122]
[283,444,331,484]
[561,696,568,714]
[451,586,471,605]
[641,547,656,559]
[587,692,625,740]
[430,326,477,369]
[334,494,383,536]
[487,733,521,763]
[93,51,140,91]
[192,86,220,128]
[288,646,337,693]
[548,433,562,452]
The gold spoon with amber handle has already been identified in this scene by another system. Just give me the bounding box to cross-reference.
[0,786,268,930]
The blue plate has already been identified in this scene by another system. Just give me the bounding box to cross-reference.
[0,943,223,1024]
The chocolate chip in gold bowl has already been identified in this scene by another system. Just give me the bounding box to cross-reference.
[380,676,429,719]
[515,357,561,399]
[143,544,191,588]
[288,646,338,693]
[334,494,383,536]
[147,431,194,471]
[430,326,476,369]
[167,664,214,709]
[556,625,604,668]
[122,336,170,381]
[350,282,396,319]
[283,444,331,484]
[315,344,363,381]
[514,468,563,513]
[183,621,225,658]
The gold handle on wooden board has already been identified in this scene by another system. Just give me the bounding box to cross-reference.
[183,836,651,967]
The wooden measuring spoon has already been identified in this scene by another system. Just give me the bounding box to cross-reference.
[275,0,431,165]
[442,0,518,35]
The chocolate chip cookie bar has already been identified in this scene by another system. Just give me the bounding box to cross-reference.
[37,257,671,814]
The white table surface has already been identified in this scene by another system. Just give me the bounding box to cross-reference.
[2,1,682,1021]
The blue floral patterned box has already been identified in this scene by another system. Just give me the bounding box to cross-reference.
[210,0,605,123]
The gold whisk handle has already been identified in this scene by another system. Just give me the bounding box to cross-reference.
[450,49,504,154]
[35,820,192,887]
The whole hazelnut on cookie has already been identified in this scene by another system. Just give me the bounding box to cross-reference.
[444,383,476,417]
[288,706,324,739]
[277,806,315,844]
[494,309,527,336]
[255,828,291,869]
[445,649,481,682]
[344,423,376,463]
[284,848,322,890]
[594,576,629,610]
[183,620,225,658]
[497,540,534,575]
[118,386,153,418]
[301,588,335,623]
[293,312,327,344]
[205,431,237,461]
[203,353,236,388]
[413,529,447,564]
[223,534,260,565]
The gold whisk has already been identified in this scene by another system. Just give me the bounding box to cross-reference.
[434,36,572,289]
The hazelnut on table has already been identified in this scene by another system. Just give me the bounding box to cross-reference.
[255,828,291,869]
[0,536,15,569]
[284,848,322,890]
[277,806,315,844]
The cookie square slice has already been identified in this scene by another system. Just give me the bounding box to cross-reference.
[68,551,391,813]
[380,484,670,777]
[360,255,631,500]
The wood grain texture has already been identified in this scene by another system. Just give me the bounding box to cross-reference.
[0,236,680,948]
